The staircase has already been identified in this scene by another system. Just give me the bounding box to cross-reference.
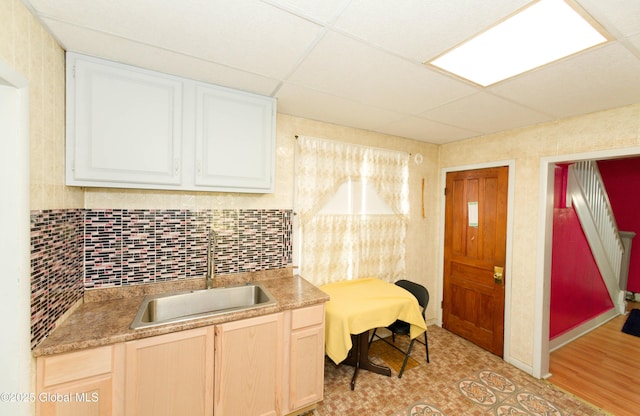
[566,161,626,314]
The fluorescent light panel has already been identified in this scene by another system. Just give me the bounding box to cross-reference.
[428,0,608,86]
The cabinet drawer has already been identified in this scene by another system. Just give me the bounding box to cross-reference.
[39,345,113,388]
[291,304,325,330]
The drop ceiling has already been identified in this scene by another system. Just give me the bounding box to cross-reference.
[22,0,640,144]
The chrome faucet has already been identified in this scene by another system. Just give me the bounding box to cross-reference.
[206,230,217,289]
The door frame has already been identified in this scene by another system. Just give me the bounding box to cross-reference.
[0,59,31,415]
[534,146,640,379]
[437,160,516,367]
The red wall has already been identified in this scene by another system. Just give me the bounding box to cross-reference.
[550,166,613,339]
[598,157,640,293]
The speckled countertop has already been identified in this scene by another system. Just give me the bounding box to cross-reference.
[33,269,329,357]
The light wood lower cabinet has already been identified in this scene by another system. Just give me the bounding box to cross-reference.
[214,312,284,416]
[287,304,325,414]
[36,344,124,416]
[124,327,215,416]
[36,305,325,416]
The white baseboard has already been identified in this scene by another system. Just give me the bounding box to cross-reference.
[549,308,619,352]
[505,355,534,376]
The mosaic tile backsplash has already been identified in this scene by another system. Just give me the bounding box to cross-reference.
[31,208,293,348]
[31,210,84,350]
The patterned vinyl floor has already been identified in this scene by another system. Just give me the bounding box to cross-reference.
[312,326,609,416]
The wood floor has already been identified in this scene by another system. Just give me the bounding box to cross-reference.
[548,302,640,416]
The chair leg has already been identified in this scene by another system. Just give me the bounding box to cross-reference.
[398,339,415,378]
[368,328,377,346]
[424,331,429,363]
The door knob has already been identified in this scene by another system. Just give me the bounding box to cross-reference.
[493,266,504,285]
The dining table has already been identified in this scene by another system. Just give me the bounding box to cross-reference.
[319,277,427,389]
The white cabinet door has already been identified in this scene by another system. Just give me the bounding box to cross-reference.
[66,52,276,193]
[195,84,275,192]
[67,53,183,187]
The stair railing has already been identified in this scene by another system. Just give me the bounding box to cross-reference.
[567,160,625,314]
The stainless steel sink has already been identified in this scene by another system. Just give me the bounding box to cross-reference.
[130,282,277,329]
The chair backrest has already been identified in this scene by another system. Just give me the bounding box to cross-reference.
[395,280,429,317]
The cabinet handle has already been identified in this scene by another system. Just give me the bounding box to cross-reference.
[174,159,180,176]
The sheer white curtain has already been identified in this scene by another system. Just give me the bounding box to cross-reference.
[295,135,409,285]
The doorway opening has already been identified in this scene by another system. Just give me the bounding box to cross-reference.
[535,147,640,379]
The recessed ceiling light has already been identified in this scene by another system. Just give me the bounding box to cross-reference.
[427,0,609,87]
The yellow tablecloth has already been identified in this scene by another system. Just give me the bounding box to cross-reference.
[320,277,427,364]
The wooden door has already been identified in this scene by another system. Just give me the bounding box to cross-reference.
[443,167,508,356]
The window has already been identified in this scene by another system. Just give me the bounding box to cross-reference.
[294,136,409,285]
[318,179,394,215]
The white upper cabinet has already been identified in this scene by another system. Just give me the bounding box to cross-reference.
[67,55,183,186]
[194,83,275,192]
[66,53,276,193]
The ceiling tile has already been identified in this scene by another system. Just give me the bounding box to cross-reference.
[287,31,478,114]
[276,83,406,132]
[628,32,640,52]
[490,42,640,119]
[333,0,530,62]
[30,0,324,79]
[376,116,481,144]
[421,92,553,134]
[576,0,640,38]
[263,0,352,24]
[41,19,281,96]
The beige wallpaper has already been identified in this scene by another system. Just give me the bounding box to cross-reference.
[0,0,83,210]
[439,103,640,367]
